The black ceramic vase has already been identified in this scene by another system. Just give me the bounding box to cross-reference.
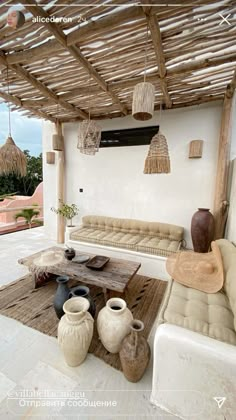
[69,285,96,318]
[53,276,70,319]
[64,248,76,261]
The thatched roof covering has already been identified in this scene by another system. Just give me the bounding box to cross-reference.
[0,0,235,123]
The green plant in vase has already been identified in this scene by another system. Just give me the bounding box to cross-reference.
[51,200,79,227]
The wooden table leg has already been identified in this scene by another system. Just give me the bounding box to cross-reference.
[103,287,109,302]
[33,272,56,288]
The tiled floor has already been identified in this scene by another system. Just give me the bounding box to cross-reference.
[0,227,178,419]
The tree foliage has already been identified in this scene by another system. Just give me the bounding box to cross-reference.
[14,208,41,229]
[0,150,42,197]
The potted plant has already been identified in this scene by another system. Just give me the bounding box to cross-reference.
[51,200,79,227]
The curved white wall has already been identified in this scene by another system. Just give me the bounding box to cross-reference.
[43,102,222,247]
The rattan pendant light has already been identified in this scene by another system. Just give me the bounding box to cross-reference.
[132,25,155,121]
[78,76,101,155]
[0,66,26,176]
[144,101,171,174]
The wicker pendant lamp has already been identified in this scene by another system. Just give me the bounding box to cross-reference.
[144,101,171,174]
[132,25,155,121]
[0,66,26,176]
[78,75,101,155]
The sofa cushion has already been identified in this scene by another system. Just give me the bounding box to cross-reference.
[162,280,236,345]
[71,226,143,250]
[71,226,181,257]
[216,239,236,330]
[82,215,184,242]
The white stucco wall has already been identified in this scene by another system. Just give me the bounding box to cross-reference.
[43,102,222,247]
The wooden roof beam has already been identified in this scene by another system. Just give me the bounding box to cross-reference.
[0,89,57,122]
[225,67,236,98]
[0,54,88,120]
[23,0,128,116]
[142,2,172,108]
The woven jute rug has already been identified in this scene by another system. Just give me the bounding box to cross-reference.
[0,274,166,370]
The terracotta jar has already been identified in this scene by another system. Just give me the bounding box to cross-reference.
[97,297,133,354]
[119,319,150,382]
[58,297,94,367]
[53,275,70,319]
[69,285,96,318]
[191,208,215,253]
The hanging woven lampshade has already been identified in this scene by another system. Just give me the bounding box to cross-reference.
[144,131,170,174]
[77,119,101,155]
[0,135,27,176]
[132,82,155,121]
[132,25,155,121]
[0,65,27,177]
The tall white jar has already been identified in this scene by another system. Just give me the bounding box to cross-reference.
[58,297,94,367]
[97,297,133,353]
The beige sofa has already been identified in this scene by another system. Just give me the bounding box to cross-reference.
[70,215,184,258]
[156,238,236,345]
[151,239,236,418]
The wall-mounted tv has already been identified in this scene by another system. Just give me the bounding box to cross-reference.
[100,126,159,148]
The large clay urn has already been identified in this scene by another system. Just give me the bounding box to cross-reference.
[119,319,150,382]
[191,208,215,253]
[97,297,133,354]
[58,297,94,367]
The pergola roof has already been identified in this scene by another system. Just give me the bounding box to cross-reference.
[0,0,236,123]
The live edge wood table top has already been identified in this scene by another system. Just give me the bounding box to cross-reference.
[18,247,141,300]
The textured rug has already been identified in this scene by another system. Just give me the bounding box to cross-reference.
[0,274,166,370]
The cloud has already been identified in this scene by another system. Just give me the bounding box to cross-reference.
[0,103,42,156]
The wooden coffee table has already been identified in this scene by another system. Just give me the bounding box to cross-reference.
[18,247,141,302]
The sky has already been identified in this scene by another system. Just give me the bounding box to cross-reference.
[0,103,42,156]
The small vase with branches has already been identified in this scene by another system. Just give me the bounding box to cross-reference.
[51,200,79,227]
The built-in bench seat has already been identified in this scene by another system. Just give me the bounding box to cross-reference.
[70,215,184,258]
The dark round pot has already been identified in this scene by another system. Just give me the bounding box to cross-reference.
[64,248,76,261]
[191,208,215,253]
[53,276,70,319]
[69,285,96,318]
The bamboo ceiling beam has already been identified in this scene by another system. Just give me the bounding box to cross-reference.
[0,54,88,120]
[0,89,57,122]
[23,0,128,116]
[59,94,223,122]
[142,1,172,108]
[226,68,236,98]
[28,54,235,107]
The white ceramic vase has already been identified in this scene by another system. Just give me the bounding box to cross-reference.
[58,297,94,367]
[97,297,133,354]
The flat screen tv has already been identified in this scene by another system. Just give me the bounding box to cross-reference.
[100,126,159,148]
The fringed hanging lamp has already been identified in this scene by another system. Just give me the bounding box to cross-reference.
[77,75,101,155]
[0,66,26,176]
[132,24,155,121]
[144,101,171,174]
[144,131,170,174]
